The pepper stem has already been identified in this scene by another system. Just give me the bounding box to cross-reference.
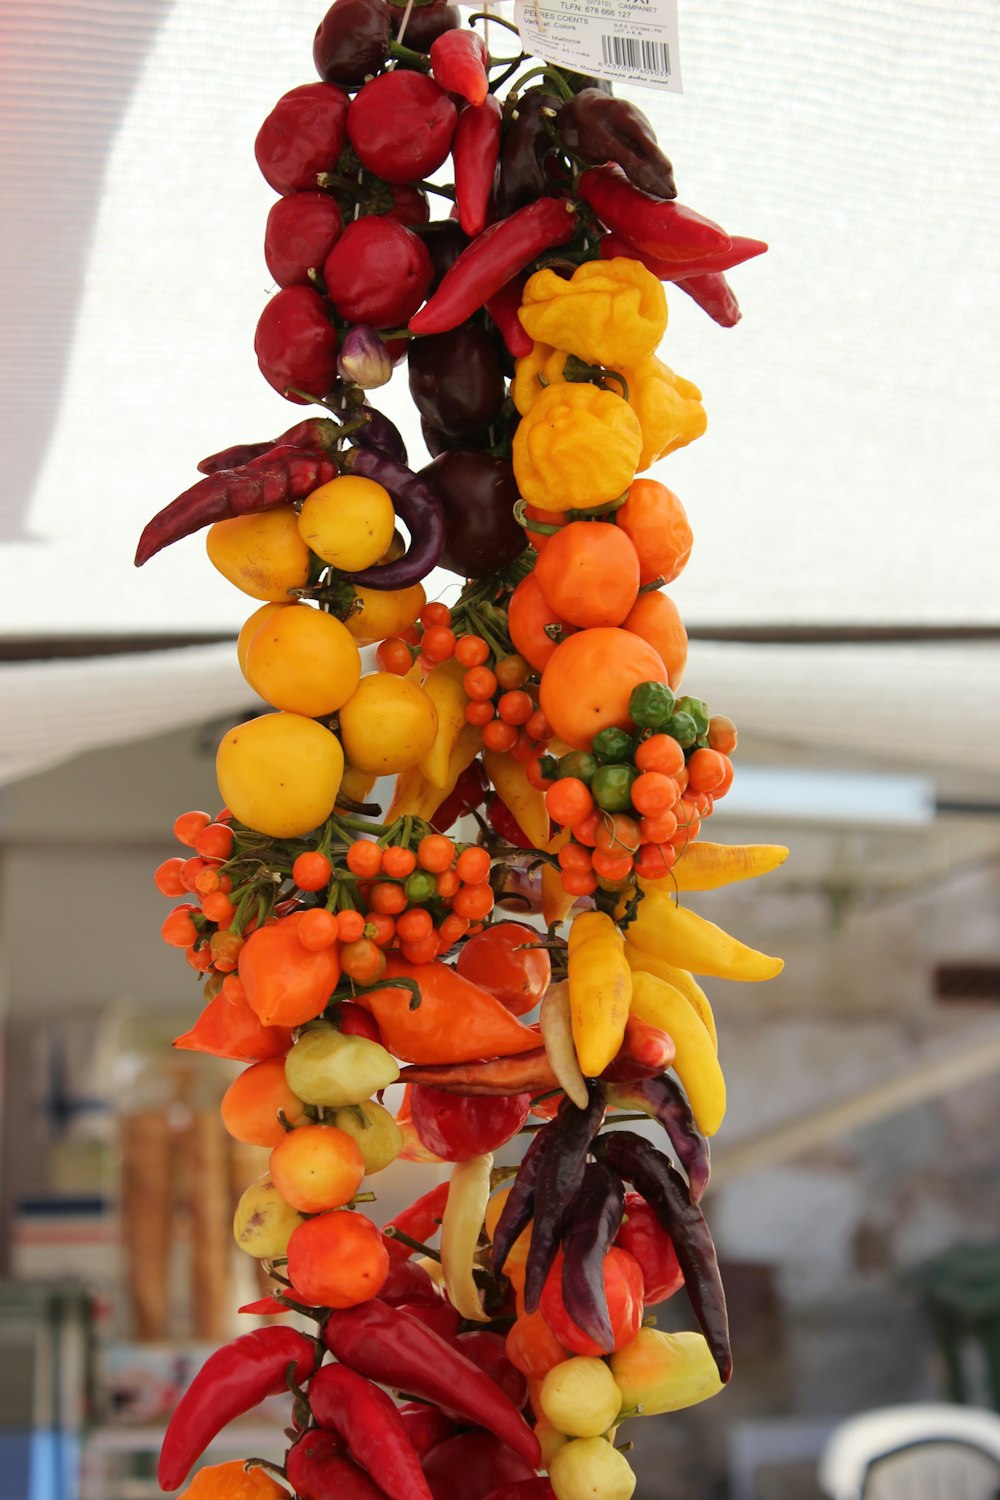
[382,1225,442,1260]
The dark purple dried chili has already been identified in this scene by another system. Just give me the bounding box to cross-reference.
[608,1076,710,1204]
[560,1161,625,1350]
[336,448,445,588]
[523,1081,606,1313]
[594,1129,731,1382]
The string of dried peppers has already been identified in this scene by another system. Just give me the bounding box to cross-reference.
[139,3,786,1496]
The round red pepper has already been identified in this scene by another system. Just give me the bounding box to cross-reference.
[615,1189,684,1303]
[255,82,350,196]
[324,216,433,328]
[264,191,342,288]
[409,1084,532,1160]
[454,1330,528,1412]
[539,1245,645,1356]
[384,183,431,228]
[348,71,457,184]
[457,922,551,1017]
[254,285,338,403]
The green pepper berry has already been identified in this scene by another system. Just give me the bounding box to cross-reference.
[673,696,709,736]
[666,712,698,748]
[591,763,638,812]
[404,870,438,905]
[558,750,600,784]
[628,680,675,730]
[538,754,560,781]
[591,727,634,762]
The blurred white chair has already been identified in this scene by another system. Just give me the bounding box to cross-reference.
[818,1403,1000,1500]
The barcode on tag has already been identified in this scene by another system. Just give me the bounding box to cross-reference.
[600,34,671,77]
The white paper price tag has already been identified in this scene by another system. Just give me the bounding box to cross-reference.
[513,0,682,94]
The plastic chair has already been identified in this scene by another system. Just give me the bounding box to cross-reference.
[818,1404,1000,1500]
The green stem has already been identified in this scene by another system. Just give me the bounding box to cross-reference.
[382,1225,441,1261]
[388,38,431,69]
[468,10,523,36]
[416,179,456,200]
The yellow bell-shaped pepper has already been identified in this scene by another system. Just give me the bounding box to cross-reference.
[568,911,632,1077]
[512,346,705,475]
[518,258,667,368]
[610,1328,724,1415]
[619,356,707,470]
[512,382,643,515]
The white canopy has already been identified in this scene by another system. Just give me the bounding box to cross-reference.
[1,0,998,785]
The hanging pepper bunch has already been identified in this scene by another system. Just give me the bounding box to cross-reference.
[137,3,786,1497]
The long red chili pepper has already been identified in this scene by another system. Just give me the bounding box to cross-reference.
[134,445,337,567]
[598,229,767,282]
[157,1327,316,1491]
[381,1179,451,1261]
[484,273,533,358]
[578,163,732,265]
[409,198,577,335]
[286,1428,390,1500]
[430,29,489,106]
[322,1300,542,1469]
[454,95,502,237]
[675,270,742,327]
[307,1363,434,1500]
[197,417,339,474]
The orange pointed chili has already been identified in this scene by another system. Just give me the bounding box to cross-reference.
[355,956,541,1064]
[173,983,293,1063]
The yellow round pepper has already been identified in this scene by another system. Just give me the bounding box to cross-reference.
[512,382,642,514]
[513,345,706,471]
[518,258,667,368]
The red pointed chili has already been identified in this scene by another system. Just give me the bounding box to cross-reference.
[286,1429,390,1500]
[594,1129,732,1381]
[598,228,767,283]
[157,1326,316,1490]
[430,29,489,106]
[381,1180,451,1262]
[675,270,743,327]
[196,406,406,476]
[454,95,502,237]
[134,445,338,566]
[322,1300,541,1469]
[410,198,577,335]
[308,1363,433,1500]
[578,164,731,265]
[485,273,533,358]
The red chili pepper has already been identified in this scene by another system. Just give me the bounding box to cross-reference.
[286,1428,389,1500]
[598,228,767,282]
[578,164,731,265]
[483,1484,556,1500]
[307,1363,433,1500]
[197,416,337,474]
[430,29,489,106]
[157,1327,316,1491]
[675,270,743,328]
[409,198,577,335]
[237,1294,288,1315]
[134,445,337,567]
[398,1401,458,1458]
[484,274,533,358]
[322,1301,541,1469]
[454,95,502,237]
[381,1180,451,1261]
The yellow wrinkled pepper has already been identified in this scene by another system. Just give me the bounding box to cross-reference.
[512,382,643,514]
[518,258,667,368]
[567,910,632,1077]
[512,345,705,473]
[621,356,707,469]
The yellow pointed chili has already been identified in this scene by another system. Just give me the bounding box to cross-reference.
[664,842,789,893]
[386,723,481,822]
[629,970,726,1136]
[483,748,550,849]
[627,888,783,982]
[623,943,717,1051]
[441,1152,493,1322]
[419,660,471,790]
[567,911,632,1077]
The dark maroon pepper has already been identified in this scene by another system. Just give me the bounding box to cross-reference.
[610,1074,710,1203]
[286,1429,390,1500]
[408,326,506,437]
[314,0,393,85]
[419,450,526,578]
[559,1161,625,1350]
[496,89,564,218]
[558,89,676,198]
[390,0,461,51]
